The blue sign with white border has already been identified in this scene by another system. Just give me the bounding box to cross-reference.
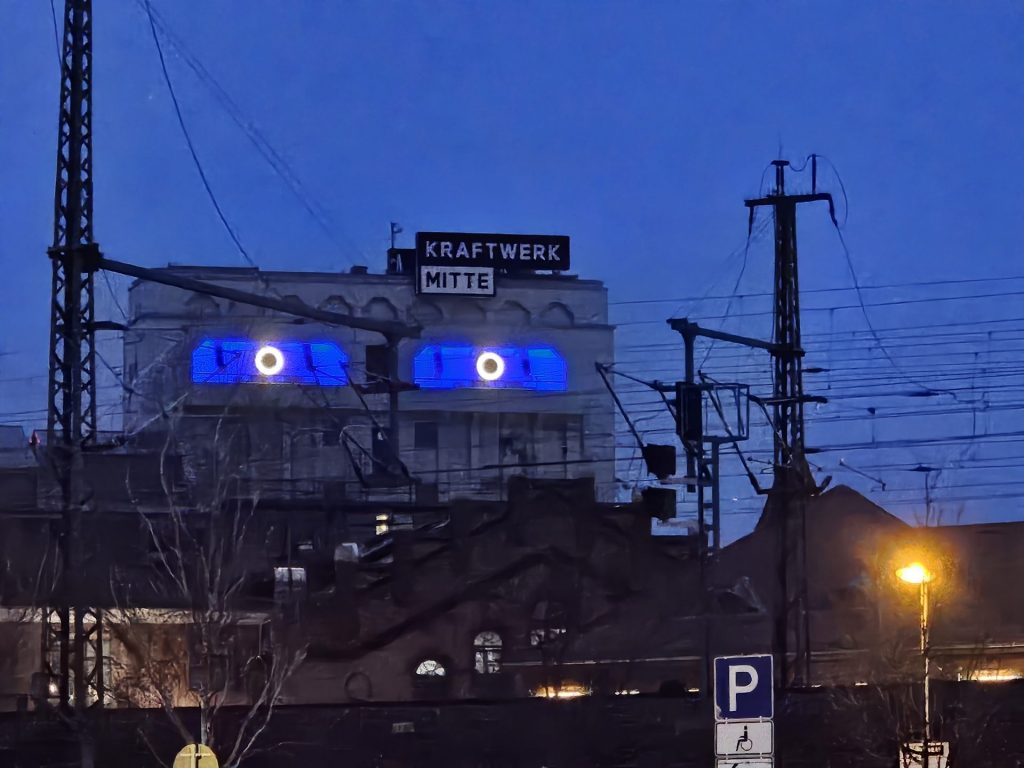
[714,654,774,721]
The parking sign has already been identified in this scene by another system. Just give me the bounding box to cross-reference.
[714,655,774,721]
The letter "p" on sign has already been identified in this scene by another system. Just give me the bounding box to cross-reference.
[714,655,774,721]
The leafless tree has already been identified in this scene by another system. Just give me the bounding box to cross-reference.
[822,625,1005,766]
[108,413,306,768]
[0,554,35,713]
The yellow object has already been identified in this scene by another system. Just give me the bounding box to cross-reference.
[173,744,219,768]
[974,668,1022,682]
[532,683,590,699]
[896,562,934,585]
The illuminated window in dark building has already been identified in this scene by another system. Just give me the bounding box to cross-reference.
[272,567,307,613]
[529,600,568,647]
[415,659,446,677]
[529,627,567,647]
[375,513,391,536]
[473,631,503,674]
[273,566,307,588]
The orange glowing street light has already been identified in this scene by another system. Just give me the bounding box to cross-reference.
[896,560,938,766]
[896,562,934,585]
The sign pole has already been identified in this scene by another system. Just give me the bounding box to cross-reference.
[713,655,775,768]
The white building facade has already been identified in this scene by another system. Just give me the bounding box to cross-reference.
[123,258,616,504]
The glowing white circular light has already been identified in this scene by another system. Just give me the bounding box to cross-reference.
[254,345,285,376]
[476,351,505,382]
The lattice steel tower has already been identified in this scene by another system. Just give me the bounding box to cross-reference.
[42,0,105,721]
[746,159,833,686]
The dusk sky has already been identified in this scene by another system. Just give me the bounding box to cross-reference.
[2,2,1022,541]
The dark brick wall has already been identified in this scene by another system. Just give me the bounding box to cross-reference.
[1,682,1022,768]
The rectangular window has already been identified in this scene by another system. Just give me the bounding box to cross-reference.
[414,421,438,450]
[499,413,535,465]
[273,566,308,605]
[365,344,389,380]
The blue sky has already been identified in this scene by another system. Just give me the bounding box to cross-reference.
[1,2,1022,540]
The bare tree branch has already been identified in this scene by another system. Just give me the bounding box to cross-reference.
[108,406,306,766]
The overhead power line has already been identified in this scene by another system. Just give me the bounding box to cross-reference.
[143,0,255,270]
[616,291,1024,327]
[135,0,362,266]
[610,274,1024,307]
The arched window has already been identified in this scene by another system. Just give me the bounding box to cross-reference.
[415,659,446,677]
[319,295,353,315]
[364,297,399,321]
[540,301,574,327]
[473,631,503,674]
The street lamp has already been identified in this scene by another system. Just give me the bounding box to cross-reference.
[897,561,935,766]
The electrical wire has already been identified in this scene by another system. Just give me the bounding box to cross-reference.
[815,155,849,228]
[698,213,767,369]
[668,216,772,322]
[610,273,1024,307]
[143,0,259,273]
[135,0,363,267]
[49,0,61,67]
[617,290,1024,327]
[101,271,128,321]
[816,156,957,400]
[21,28,1024,528]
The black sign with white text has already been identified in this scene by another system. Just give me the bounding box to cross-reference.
[416,232,571,272]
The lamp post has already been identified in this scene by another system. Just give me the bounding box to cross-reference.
[897,562,935,767]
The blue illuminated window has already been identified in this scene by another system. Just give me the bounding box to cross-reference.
[412,344,567,392]
[191,338,349,386]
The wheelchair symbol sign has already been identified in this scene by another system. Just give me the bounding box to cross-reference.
[715,721,773,757]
